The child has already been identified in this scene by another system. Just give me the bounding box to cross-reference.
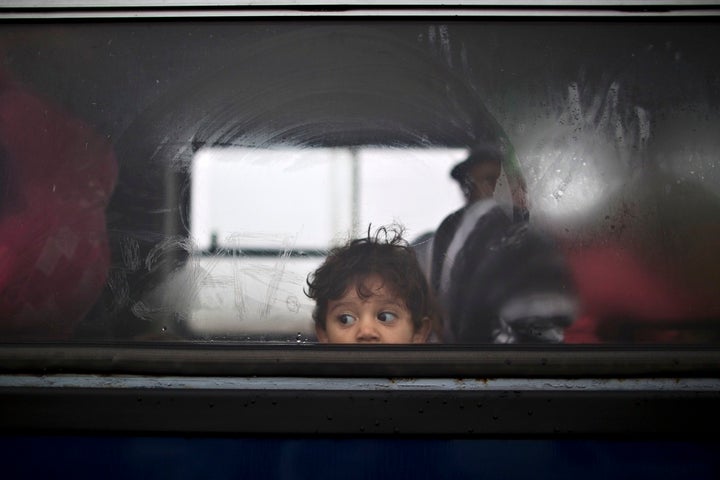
[306,226,440,344]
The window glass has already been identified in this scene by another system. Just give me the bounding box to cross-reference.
[0,18,718,344]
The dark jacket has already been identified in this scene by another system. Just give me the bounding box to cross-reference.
[432,204,576,343]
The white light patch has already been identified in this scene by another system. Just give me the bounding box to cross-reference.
[190,146,468,250]
[525,148,616,224]
[357,147,468,240]
[191,147,354,251]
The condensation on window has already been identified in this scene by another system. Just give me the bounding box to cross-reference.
[0,19,718,344]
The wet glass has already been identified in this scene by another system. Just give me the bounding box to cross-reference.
[0,18,718,344]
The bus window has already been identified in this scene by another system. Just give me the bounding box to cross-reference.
[0,9,718,346]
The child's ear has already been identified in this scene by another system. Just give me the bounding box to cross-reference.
[412,317,431,343]
[315,324,329,343]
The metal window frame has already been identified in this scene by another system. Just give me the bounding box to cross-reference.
[2,374,718,436]
[2,345,719,435]
[1,344,720,378]
[2,1,720,18]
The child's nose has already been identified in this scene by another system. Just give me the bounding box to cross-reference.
[355,316,380,342]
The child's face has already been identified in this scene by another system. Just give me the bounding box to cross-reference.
[316,274,429,344]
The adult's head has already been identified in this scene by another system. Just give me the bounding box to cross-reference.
[451,149,503,203]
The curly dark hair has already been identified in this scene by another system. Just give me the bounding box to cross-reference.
[306,225,440,334]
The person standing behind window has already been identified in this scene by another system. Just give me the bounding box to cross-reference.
[431,148,576,344]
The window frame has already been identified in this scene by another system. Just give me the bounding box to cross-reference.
[1,1,719,437]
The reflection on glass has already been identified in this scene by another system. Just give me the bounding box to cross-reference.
[0,66,117,341]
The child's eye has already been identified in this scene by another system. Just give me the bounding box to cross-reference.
[377,312,397,323]
[337,314,356,326]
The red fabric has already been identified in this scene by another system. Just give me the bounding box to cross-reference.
[563,244,718,343]
[0,73,117,340]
